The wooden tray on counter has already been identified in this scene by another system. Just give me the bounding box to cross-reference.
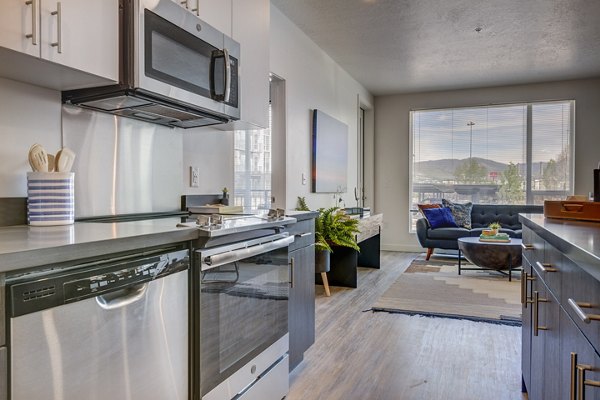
[544,200,600,222]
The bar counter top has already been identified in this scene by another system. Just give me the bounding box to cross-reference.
[519,213,600,282]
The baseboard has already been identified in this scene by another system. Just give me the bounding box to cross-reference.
[381,243,423,252]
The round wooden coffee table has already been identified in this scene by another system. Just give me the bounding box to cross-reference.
[457,237,523,281]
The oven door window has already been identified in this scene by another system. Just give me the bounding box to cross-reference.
[200,247,289,397]
[144,9,216,99]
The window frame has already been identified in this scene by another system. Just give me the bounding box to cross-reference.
[408,100,575,233]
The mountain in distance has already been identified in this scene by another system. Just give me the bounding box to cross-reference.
[414,157,509,181]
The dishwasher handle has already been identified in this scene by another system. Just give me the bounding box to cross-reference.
[202,235,294,270]
[95,283,148,310]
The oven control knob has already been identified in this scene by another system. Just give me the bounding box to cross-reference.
[250,365,257,374]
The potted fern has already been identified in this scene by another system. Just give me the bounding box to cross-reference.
[296,197,360,295]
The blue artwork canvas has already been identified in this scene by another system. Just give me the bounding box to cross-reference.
[312,110,348,193]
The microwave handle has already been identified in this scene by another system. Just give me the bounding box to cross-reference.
[201,236,294,270]
[210,48,231,103]
[222,48,231,103]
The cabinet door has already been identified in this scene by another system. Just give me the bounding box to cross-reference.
[232,0,269,128]
[288,244,315,371]
[522,259,533,393]
[560,310,600,400]
[40,0,118,82]
[195,0,232,35]
[527,268,561,400]
[0,0,39,57]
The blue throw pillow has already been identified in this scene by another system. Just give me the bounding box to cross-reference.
[422,207,458,229]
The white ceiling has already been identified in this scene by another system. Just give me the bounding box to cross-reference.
[271,0,600,95]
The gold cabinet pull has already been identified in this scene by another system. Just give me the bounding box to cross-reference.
[521,243,535,250]
[570,353,600,400]
[568,299,600,324]
[521,271,526,305]
[521,272,535,307]
[571,353,577,400]
[536,260,558,273]
[533,291,548,336]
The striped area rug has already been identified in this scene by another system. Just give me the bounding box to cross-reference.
[372,255,522,325]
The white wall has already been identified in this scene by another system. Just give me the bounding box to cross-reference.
[270,5,374,211]
[182,130,234,196]
[0,78,61,197]
[375,78,600,252]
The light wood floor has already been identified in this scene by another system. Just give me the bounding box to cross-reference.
[287,251,528,400]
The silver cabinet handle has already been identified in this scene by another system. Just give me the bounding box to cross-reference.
[25,0,37,45]
[50,2,61,53]
[568,298,600,324]
[521,243,534,250]
[536,260,557,273]
[289,257,295,288]
[95,283,148,310]
[295,232,312,238]
[180,0,188,8]
[191,0,199,15]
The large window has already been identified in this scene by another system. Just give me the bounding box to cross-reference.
[410,101,574,229]
[233,107,272,213]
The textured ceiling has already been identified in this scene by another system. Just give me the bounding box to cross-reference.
[271,0,600,95]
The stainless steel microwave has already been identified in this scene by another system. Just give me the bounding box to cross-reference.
[62,0,240,128]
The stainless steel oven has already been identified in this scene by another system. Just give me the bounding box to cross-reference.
[63,0,240,128]
[196,232,294,400]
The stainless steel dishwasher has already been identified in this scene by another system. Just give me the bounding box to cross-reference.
[6,246,190,400]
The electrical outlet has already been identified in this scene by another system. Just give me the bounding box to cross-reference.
[190,166,200,187]
[302,173,307,185]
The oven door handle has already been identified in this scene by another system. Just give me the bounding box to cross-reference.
[202,236,294,270]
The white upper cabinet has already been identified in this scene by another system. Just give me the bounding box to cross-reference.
[232,0,269,129]
[0,0,39,57]
[172,0,232,35]
[0,0,118,90]
[40,0,119,82]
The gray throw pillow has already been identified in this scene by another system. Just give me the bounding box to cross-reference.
[442,199,473,229]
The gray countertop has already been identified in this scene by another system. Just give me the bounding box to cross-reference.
[519,214,600,281]
[284,210,319,221]
[0,218,198,274]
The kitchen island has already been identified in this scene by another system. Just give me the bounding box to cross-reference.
[519,214,600,400]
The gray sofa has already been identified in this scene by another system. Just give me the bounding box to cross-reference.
[416,203,543,260]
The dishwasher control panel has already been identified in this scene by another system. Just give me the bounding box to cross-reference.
[9,248,189,317]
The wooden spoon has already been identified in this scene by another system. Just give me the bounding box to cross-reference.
[47,154,55,172]
[28,144,48,172]
[55,147,75,172]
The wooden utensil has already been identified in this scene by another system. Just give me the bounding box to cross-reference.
[47,154,55,172]
[55,147,75,172]
[28,144,48,172]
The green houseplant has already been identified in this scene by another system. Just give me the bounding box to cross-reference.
[297,197,360,296]
[296,197,360,252]
[488,221,501,235]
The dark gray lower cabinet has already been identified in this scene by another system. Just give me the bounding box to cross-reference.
[0,347,5,400]
[288,243,315,371]
[522,224,600,400]
[560,310,600,400]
